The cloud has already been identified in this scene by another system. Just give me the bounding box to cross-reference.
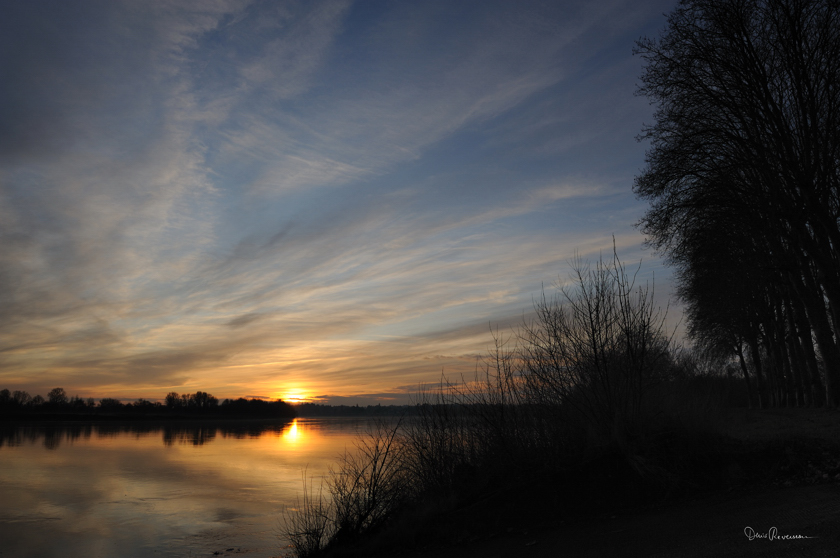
[239,0,352,98]
[205,1,602,197]
[0,0,677,401]
[225,313,264,328]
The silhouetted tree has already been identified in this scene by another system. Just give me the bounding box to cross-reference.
[99,398,123,410]
[218,397,297,418]
[69,395,88,409]
[132,399,162,412]
[13,390,32,406]
[634,0,840,406]
[516,248,672,439]
[191,391,218,410]
[164,391,182,409]
[48,387,68,405]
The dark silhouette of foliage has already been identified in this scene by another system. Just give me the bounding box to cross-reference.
[282,252,739,558]
[164,391,181,409]
[516,249,673,441]
[0,388,295,420]
[634,0,840,407]
[98,398,123,410]
[293,403,417,417]
[217,397,296,418]
[47,387,68,405]
[191,391,218,409]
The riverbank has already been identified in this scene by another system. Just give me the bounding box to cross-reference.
[292,408,840,558]
[397,482,840,558]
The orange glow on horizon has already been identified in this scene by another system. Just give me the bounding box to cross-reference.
[276,388,311,404]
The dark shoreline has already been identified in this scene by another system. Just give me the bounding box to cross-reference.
[0,412,297,423]
[282,408,840,558]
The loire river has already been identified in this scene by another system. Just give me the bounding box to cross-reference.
[0,418,379,558]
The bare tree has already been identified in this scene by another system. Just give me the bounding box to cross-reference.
[164,392,181,409]
[48,387,68,405]
[518,247,672,442]
[634,0,840,406]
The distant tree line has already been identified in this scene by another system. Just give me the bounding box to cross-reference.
[0,388,295,419]
[293,403,418,417]
[0,387,88,410]
[634,0,840,408]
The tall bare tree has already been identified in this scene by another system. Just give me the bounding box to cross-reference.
[635,0,840,406]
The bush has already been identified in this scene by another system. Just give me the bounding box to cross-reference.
[517,247,672,447]
[281,249,732,557]
[283,472,332,558]
[282,419,410,556]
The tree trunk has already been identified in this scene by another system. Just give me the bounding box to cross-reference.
[735,340,754,410]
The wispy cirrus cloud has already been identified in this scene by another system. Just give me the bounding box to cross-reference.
[0,0,679,401]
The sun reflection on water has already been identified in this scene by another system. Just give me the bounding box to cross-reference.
[0,418,368,557]
[282,419,301,445]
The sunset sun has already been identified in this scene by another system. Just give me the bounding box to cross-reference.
[279,391,309,404]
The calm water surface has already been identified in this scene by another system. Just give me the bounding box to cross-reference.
[0,418,378,558]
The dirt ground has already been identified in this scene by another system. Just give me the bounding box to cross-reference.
[723,407,840,442]
[396,408,840,558]
[398,483,840,558]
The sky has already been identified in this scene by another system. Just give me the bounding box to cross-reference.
[0,0,681,405]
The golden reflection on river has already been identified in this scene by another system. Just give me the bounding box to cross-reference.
[282,418,302,447]
[0,418,375,558]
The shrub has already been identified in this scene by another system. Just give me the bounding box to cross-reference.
[282,419,410,556]
[283,472,333,558]
[517,247,672,446]
[282,249,732,557]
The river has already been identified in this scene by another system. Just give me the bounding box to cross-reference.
[0,418,380,557]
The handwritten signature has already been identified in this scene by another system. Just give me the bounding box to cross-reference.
[744,527,817,541]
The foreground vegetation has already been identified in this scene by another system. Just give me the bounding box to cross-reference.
[634,0,840,409]
[279,0,840,552]
[279,250,831,558]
